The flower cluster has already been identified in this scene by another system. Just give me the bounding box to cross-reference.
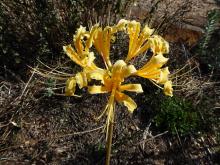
[63,19,173,133]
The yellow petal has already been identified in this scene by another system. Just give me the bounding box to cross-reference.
[150,35,169,55]
[163,81,173,97]
[74,25,87,40]
[136,54,168,80]
[142,25,154,38]
[93,27,112,67]
[138,35,169,56]
[119,84,143,93]
[161,38,169,54]
[89,68,107,83]
[63,45,84,67]
[110,61,137,87]
[103,74,113,92]
[73,26,87,55]
[136,69,161,79]
[86,52,95,67]
[122,65,137,78]
[138,54,168,73]
[103,27,112,65]
[85,24,99,50]
[112,60,126,74]
[137,38,154,55]
[113,19,128,32]
[88,85,109,94]
[153,35,169,54]
[147,53,168,68]
[75,71,88,89]
[157,67,170,84]
[126,20,141,61]
[63,44,96,69]
[111,60,129,85]
[125,22,156,62]
[115,91,137,113]
[65,77,76,96]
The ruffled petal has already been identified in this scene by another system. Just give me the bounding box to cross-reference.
[93,27,112,67]
[85,24,99,50]
[152,35,169,55]
[112,19,128,32]
[136,69,161,80]
[75,71,88,89]
[135,54,168,81]
[89,68,107,82]
[65,77,76,96]
[111,60,126,75]
[86,52,95,67]
[63,45,84,67]
[119,84,143,93]
[122,64,137,78]
[138,54,168,73]
[115,91,137,113]
[157,67,170,84]
[142,25,154,38]
[125,21,155,62]
[137,35,169,57]
[73,25,87,55]
[88,85,109,94]
[111,60,127,83]
[163,81,173,97]
[126,20,141,61]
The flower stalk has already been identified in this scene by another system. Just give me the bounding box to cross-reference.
[105,107,114,165]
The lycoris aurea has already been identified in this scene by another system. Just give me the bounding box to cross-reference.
[63,19,173,164]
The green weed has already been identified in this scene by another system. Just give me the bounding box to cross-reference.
[197,9,220,72]
[154,97,199,136]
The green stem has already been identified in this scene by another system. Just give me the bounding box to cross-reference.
[105,88,116,165]
[105,119,114,165]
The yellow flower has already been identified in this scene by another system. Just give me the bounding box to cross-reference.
[125,21,154,62]
[134,53,173,96]
[164,81,173,97]
[63,19,173,130]
[63,26,104,96]
[63,25,97,69]
[88,60,143,140]
[63,20,174,164]
[88,60,143,113]
[135,54,168,78]
[123,20,169,63]
[146,35,169,56]
[92,20,127,68]
[93,26,113,68]
[125,30,172,95]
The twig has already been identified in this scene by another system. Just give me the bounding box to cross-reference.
[138,130,168,145]
[19,65,38,99]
